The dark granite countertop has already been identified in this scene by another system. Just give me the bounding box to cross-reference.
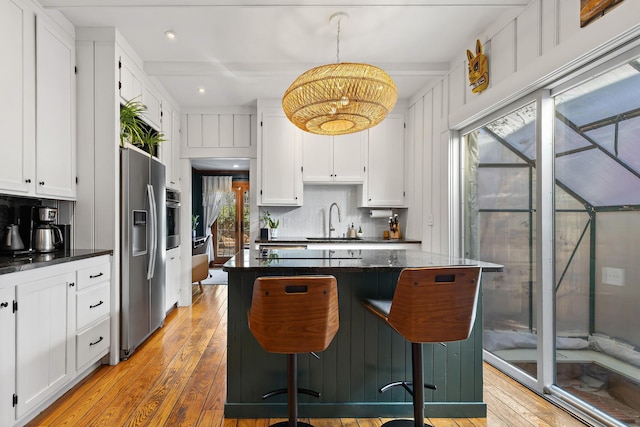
[223,248,502,272]
[0,249,113,275]
[255,236,421,244]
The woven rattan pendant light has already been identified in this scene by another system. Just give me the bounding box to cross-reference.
[282,12,397,136]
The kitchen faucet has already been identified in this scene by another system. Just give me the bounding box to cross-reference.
[329,202,341,239]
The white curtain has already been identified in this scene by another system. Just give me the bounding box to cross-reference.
[202,176,233,260]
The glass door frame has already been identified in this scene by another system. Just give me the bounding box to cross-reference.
[460,91,551,395]
[211,180,249,266]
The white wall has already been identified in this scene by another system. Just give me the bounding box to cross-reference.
[407,0,640,256]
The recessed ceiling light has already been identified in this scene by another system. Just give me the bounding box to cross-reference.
[233,164,239,168]
[198,87,205,94]
[164,30,176,40]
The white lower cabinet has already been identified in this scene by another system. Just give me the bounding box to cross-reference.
[166,247,181,312]
[0,255,112,426]
[16,271,75,419]
[0,286,16,427]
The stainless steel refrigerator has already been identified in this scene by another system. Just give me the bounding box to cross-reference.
[120,147,166,360]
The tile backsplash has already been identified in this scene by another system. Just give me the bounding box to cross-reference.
[260,185,406,239]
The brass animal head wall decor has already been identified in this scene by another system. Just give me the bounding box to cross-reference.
[467,39,489,94]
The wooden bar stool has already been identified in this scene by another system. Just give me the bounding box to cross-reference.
[248,275,339,427]
[362,266,481,427]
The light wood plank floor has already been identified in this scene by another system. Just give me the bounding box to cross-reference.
[28,285,587,427]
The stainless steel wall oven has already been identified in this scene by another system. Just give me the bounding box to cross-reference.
[166,189,180,249]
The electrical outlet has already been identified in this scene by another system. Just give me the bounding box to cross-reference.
[602,267,625,286]
[427,214,434,226]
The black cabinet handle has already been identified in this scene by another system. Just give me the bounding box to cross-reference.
[89,272,104,279]
[89,336,104,346]
[25,178,31,183]
[89,300,104,309]
[39,181,45,185]
[0,302,8,308]
[69,282,75,287]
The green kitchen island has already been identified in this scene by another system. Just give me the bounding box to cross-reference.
[222,248,502,418]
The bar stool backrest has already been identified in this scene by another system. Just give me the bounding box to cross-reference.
[387,267,481,343]
[249,275,339,354]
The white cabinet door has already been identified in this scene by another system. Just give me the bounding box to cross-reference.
[119,54,142,103]
[162,104,175,187]
[165,248,180,312]
[0,0,35,195]
[366,114,405,206]
[171,108,181,188]
[16,272,75,419]
[142,85,162,130]
[259,111,302,206]
[0,286,16,426]
[35,16,76,200]
[333,132,365,183]
[302,132,365,183]
[302,133,332,182]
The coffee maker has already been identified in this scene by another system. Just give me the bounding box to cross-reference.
[34,207,63,253]
[18,206,65,253]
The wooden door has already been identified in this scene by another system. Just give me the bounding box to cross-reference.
[212,181,249,266]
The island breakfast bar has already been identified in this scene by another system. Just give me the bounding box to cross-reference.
[223,248,502,418]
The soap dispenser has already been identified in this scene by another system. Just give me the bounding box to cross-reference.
[349,223,356,238]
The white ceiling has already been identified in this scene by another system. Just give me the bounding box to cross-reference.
[42,0,530,110]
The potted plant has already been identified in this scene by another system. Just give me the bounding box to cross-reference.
[192,214,200,238]
[120,98,165,155]
[262,211,280,239]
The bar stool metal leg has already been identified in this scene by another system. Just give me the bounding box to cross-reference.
[268,354,313,427]
[380,343,433,427]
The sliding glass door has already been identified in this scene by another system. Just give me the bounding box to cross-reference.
[463,48,640,426]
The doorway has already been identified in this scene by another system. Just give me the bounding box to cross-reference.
[211,181,249,266]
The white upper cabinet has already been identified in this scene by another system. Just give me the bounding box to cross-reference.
[119,53,142,103]
[142,85,162,130]
[0,0,34,194]
[302,132,365,184]
[362,113,406,207]
[162,102,181,189]
[258,108,302,206]
[35,15,76,199]
[119,52,161,130]
[0,1,76,200]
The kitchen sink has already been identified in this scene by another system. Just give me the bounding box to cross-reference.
[306,237,361,241]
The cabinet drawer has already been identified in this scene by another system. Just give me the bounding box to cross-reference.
[77,282,110,330]
[76,317,110,370]
[77,262,110,290]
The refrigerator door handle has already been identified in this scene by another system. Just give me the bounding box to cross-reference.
[147,184,157,280]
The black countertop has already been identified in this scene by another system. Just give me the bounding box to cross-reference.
[223,248,502,272]
[0,249,113,275]
[255,236,421,244]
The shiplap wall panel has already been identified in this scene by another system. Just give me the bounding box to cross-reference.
[448,63,466,113]
[541,0,557,54]
[517,1,541,72]
[491,21,516,86]
[440,75,449,130]
[431,83,445,254]
[186,114,202,147]
[558,0,580,44]
[202,114,219,147]
[233,114,251,148]
[219,114,234,147]
[422,91,434,253]
[407,102,423,240]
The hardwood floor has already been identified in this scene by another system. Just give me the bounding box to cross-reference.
[28,285,587,427]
